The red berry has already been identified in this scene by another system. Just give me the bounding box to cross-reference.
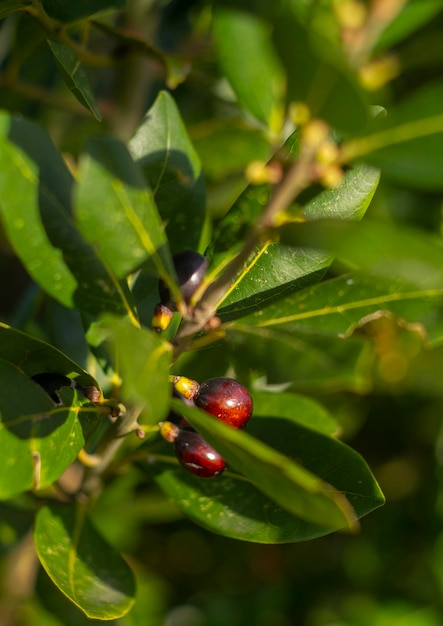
[159,250,208,308]
[195,377,253,429]
[174,429,226,478]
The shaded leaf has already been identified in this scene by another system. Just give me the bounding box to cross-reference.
[273,10,369,132]
[46,39,101,120]
[0,114,136,317]
[0,360,99,499]
[0,322,100,388]
[343,81,443,190]
[227,326,374,394]
[34,502,135,620]
[213,7,284,127]
[129,91,205,253]
[376,0,443,51]
[42,0,125,22]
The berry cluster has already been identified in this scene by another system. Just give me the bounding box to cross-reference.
[161,376,253,478]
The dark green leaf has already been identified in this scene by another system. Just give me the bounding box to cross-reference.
[213,7,284,127]
[97,316,172,424]
[0,114,136,317]
[34,502,135,620]
[129,91,205,253]
[46,39,101,120]
[343,81,443,190]
[171,400,357,531]
[42,0,125,22]
[0,322,100,388]
[227,326,373,393]
[0,360,100,499]
[75,136,175,283]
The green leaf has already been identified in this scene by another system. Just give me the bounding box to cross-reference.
[213,161,379,321]
[41,0,125,22]
[46,39,101,120]
[0,322,100,388]
[273,10,369,132]
[129,91,205,253]
[75,136,174,282]
[0,114,136,318]
[343,81,443,190]
[97,316,172,424]
[238,272,443,347]
[0,360,99,499]
[213,7,284,127]
[34,502,136,620]
[171,400,358,531]
[0,0,30,18]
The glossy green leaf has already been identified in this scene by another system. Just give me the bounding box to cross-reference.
[0,114,135,317]
[0,0,30,17]
[213,7,284,127]
[343,81,443,190]
[97,316,172,424]
[41,0,125,22]
[34,502,136,620]
[46,39,101,120]
[75,136,174,284]
[0,360,100,499]
[214,162,379,321]
[239,272,443,347]
[227,326,373,393]
[129,91,205,253]
[0,322,100,388]
[171,400,357,531]
[273,10,369,132]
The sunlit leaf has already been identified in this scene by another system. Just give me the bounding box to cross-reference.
[34,503,135,620]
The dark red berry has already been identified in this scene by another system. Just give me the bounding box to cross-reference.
[195,377,253,429]
[159,250,208,308]
[174,429,226,478]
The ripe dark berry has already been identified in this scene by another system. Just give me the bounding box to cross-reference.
[195,377,253,429]
[174,429,226,478]
[159,250,208,308]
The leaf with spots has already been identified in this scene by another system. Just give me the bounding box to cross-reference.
[34,502,136,620]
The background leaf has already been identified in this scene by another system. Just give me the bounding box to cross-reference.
[46,39,101,120]
[0,0,30,18]
[129,91,206,253]
[34,502,136,620]
[213,7,284,127]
